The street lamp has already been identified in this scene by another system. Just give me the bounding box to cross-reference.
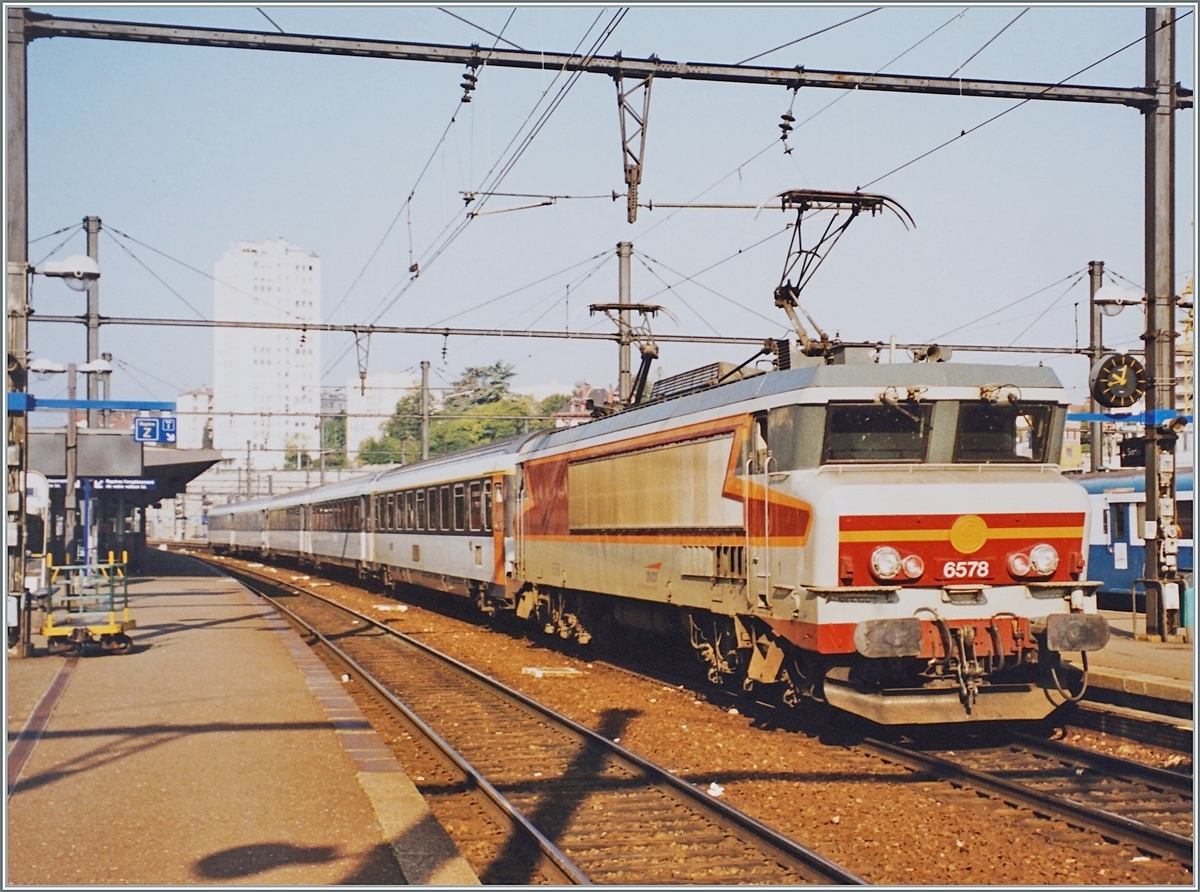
[7,256,101,658]
[37,254,100,291]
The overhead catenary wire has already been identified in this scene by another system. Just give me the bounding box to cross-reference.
[102,230,207,319]
[793,9,966,134]
[103,225,310,323]
[32,226,83,269]
[948,8,1029,79]
[737,7,884,66]
[634,230,795,330]
[633,253,721,336]
[928,268,1088,341]
[859,10,1195,190]
[427,248,610,326]
[324,9,625,378]
[438,7,526,51]
[327,8,605,354]
[1006,272,1086,347]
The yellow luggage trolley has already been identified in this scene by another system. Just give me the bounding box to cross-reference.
[41,553,136,655]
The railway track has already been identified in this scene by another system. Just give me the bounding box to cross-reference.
[225,564,864,885]
[862,730,1193,869]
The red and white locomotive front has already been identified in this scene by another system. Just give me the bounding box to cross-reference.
[754,364,1108,723]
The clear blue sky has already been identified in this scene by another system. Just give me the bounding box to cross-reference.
[22,4,1196,411]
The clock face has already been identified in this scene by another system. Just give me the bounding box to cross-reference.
[1090,353,1147,409]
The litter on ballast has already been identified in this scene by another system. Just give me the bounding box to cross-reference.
[310,582,331,587]
[246,562,264,568]
[707,782,724,797]
[521,666,583,678]
[374,604,409,612]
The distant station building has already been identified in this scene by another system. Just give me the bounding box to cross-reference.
[211,238,321,470]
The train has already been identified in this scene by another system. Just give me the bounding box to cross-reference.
[208,355,1110,725]
[1079,469,1193,619]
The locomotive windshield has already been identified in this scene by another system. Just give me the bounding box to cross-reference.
[954,401,1056,463]
[822,402,932,463]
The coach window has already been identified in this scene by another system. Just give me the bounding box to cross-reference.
[415,490,426,530]
[404,491,414,531]
[426,487,438,530]
[823,402,933,463]
[468,481,484,532]
[441,486,452,531]
[482,481,493,532]
[453,483,467,532]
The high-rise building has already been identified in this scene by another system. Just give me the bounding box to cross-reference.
[211,239,321,470]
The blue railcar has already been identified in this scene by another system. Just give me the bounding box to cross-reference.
[1078,470,1193,617]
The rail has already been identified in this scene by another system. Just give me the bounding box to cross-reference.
[222,560,864,885]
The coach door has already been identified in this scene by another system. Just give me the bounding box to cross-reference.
[746,414,771,610]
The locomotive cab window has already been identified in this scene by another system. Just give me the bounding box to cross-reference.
[954,401,1058,463]
[822,402,932,464]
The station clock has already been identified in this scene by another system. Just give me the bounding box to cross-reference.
[1089,353,1147,409]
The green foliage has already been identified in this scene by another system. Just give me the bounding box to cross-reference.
[283,447,313,470]
[322,413,347,469]
[538,393,570,417]
[357,362,569,465]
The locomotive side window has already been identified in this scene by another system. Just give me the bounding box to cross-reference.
[954,402,1056,463]
[767,405,825,470]
[822,402,932,463]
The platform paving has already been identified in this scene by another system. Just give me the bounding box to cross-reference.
[5,550,478,886]
[1061,609,1194,718]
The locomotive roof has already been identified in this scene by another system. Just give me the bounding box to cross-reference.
[527,362,1065,453]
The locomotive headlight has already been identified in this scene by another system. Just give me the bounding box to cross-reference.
[1029,543,1059,576]
[1007,551,1032,577]
[870,546,902,580]
[901,554,925,580]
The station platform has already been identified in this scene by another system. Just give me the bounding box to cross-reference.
[1060,609,1194,721]
[5,548,478,886]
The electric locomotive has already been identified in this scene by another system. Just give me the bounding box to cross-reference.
[209,353,1108,725]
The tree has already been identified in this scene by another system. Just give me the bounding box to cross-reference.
[322,412,347,469]
[357,361,570,465]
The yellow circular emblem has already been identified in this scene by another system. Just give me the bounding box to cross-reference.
[949,515,988,554]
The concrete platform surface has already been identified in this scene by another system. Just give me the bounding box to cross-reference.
[1062,610,1194,709]
[6,550,478,886]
